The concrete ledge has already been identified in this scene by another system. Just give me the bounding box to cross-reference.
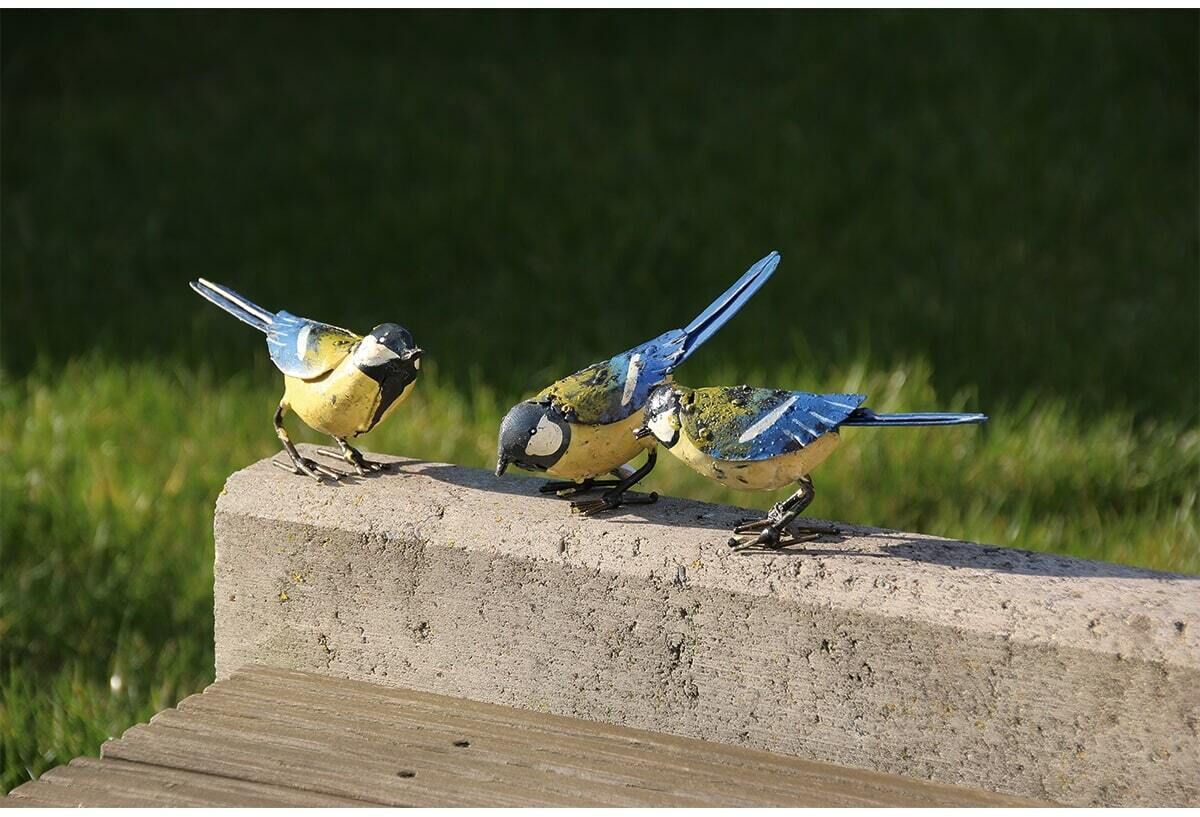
[214,446,1199,806]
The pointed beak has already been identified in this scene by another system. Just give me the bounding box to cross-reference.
[404,347,424,361]
[633,425,654,440]
[495,457,509,477]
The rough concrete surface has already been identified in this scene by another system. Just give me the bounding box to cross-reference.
[214,447,1199,806]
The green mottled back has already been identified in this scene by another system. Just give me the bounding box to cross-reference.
[536,360,627,424]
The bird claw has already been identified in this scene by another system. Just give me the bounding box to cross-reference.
[571,491,658,517]
[572,497,614,516]
[348,460,390,476]
[314,447,393,476]
[273,455,346,483]
[540,478,624,497]
[540,479,592,497]
[727,521,835,553]
[733,518,772,534]
[727,526,782,552]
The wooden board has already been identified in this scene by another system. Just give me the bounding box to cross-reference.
[5,665,1041,807]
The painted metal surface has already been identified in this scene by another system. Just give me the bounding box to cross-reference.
[189,279,421,479]
[494,251,781,491]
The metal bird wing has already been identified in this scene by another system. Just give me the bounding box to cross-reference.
[682,386,867,461]
[533,251,781,427]
[265,311,362,380]
[536,330,686,425]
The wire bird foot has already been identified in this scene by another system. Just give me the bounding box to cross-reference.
[314,445,394,476]
[568,449,660,517]
[539,478,623,497]
[272,454,346,483]
[727,520,833,552]
[572,490,659,517]
[725,475,836,551]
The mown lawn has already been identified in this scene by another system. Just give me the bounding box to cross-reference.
[2,10,1196,794]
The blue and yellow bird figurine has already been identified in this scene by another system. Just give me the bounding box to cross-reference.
[633,383,986,548]
[190,279,423,481]
[494,251,780,515]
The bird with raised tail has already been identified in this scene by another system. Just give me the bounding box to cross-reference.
[633,383,987,549]
[190,279,423,481]
[495,251,781,516]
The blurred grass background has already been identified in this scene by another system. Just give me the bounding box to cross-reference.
[1,10,1197,793]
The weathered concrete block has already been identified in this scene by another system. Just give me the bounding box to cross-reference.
[214,446,1198,806]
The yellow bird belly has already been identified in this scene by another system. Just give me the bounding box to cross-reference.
[283,363,415,439]
[547,410,655,481]
[670,430,841,491]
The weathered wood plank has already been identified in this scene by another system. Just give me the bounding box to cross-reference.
[144,705,819,807]
[105,721,599,807]
[6,781,169,808]
[170,667,979,806]
[5,757,362,807]
[6,665,1043,806]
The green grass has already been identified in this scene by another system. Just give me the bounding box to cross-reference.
[1,10,1197,795]
[2,358,1197,790]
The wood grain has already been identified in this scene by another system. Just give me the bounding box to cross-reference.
[5,665,1042,807]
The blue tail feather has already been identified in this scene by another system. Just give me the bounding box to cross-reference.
[678,251,780,362]
[190,279,275,333]
[842,409,988,427]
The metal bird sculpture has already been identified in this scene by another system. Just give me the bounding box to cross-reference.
[634,383,986,549]
[190,279,422,481]
[495,251,780,516]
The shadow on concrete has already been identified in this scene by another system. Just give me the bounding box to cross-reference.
[370,454,1198,580]
[405,459,753,532]
[402,461,607,500]
[872,533,1196,579]
[733,537,867,558]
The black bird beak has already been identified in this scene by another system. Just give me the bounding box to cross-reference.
[495,457,509,477]
[633,425,654,440]
[404,348,424,361]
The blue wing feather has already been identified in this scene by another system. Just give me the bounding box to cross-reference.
[536,330,684,424]
[686,388,984,460]
[190,279,273,332]
[685,387,867,461]
[539,252,779,425]
[191,279,361,379]
[678,251,779,361]
[265,311,360,379]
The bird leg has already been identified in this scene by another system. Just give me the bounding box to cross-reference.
[729,476,833,551]
[571,450,659,517]
[539,477,623,497]
[272,403,345,482]
[540,465,636,496]
[540,477,594,495]
[315,438,393,476]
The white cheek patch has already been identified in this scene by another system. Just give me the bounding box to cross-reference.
[648,410,676,443]
[354,335,402,368]
[524,415,563,457]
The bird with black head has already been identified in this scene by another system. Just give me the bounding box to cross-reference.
[191,279,422,481]
[495,251,781,515]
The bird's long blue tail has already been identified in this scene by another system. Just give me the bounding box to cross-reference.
[189,278,275,333]
[842,408,988,426]
[677,250,780,363]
